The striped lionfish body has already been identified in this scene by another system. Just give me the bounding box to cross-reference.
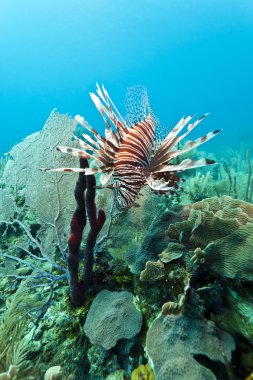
[46,84,221,210]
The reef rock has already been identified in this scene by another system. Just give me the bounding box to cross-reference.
[157,356,215,380]
[146,313,235,380]
[214,288,253,344]
[84,290,142,350]
[131,204,190,274]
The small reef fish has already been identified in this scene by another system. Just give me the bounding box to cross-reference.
[45,84,221,210]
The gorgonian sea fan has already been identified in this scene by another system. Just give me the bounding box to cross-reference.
[45,84,221,210]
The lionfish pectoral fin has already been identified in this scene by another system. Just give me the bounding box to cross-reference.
[168,129,222,162]
[151,158,216,174]
[40,167,88,173]
[56,146,93,159]
[94,185,108,189]
[151,129,222,170]
[145,173,175,192]
[145,157,216,192]
[100,170,113,185]
[41,166,108,175]
[151,114,211,170]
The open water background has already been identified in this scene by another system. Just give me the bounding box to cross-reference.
[1,0,253,156]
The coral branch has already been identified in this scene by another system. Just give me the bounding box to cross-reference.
[95,198,115,252]
[223,161,232,196]
[67,158,106,306]
[67,158,88,305]
[245,148,252,202]
[82,173,106,291]
[249,178,253,203]
[233,175,237,199]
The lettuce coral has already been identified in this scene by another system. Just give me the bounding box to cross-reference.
[166,195,253,281]
[140,260,166,283]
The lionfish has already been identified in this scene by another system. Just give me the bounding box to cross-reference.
[45,84,221,210]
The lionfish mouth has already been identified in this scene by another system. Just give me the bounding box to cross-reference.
[44,83,221,210]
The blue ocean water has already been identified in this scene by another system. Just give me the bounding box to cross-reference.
[1,0,253,156]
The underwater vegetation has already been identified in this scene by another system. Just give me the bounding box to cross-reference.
[1,87,253,379]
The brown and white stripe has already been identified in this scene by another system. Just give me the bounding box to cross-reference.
[44,84,221,209]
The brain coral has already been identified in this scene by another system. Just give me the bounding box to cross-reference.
[84,290,142,350]
[146,313,235,380]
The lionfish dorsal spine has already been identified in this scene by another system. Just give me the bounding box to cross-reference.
[44,85,221,210]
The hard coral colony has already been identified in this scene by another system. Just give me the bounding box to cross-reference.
[46,84,221,209]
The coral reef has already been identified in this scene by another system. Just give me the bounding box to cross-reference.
[0,157,8,185]
[184,171,214,202]
[158,242,186,263]
[1,112,253,379]
[84,290,142,350]
[0,281,40,379]
[0,110,78,253]
[106,186,161,262]
[166,195,253,280]
[0,365,15,380]
[146,313,235,380]
[106,369,125,380]
[131,364,154,380]
[129,204,190,274]
[140,260,166,283]
[192,223,253,280]
[213,288,253,344]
